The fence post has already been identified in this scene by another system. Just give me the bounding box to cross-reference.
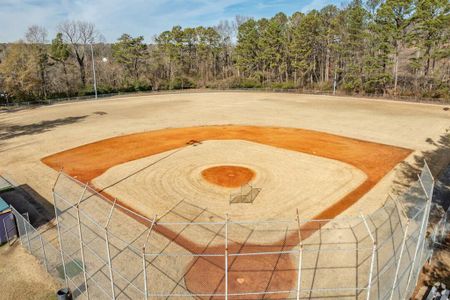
[142,248,147,300]
[404,173,433,296]
[104,229,115,299]
[53,189,68,287]
[76,184,90,299]
[296,247,303,300]
[39,235,49,272]
[296,209,303,300]
[389,220,410,300]
[104,199,117,300]
[416,171,435,268]
[23,217,32,254]
[362,214,376,300]
[225,214,229,300]
[143,215,157,300]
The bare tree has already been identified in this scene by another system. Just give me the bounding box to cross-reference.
[215,20,234,77]
[25,25,48,44]
[58,20,99,87]
[216,20,234,40]
[25,25,49,98]
[234,15,250,34]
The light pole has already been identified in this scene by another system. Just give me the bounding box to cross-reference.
[90,43,98,100]
[333,67,337,95]
[332,37,340,96]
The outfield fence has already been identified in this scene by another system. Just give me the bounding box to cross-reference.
[1,88,448,109]
[4,162,448,299]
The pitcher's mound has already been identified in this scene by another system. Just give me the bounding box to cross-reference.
[201,165,255,188]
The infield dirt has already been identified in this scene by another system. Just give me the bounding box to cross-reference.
[41,125,411,222]
[41,125,412,298]
[0,91,448,298]
[201,165,255,188]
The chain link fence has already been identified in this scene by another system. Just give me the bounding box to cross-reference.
[9,206,64,282]
[229,183,261,204]
[3,162,447,299]
[45,162,445,299]
[1,88,448,109]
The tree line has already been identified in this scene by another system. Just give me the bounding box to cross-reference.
[0,0,448,104]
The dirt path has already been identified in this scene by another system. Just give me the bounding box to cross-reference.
[41,125,411,298]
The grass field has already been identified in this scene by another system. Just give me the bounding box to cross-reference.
[0,91,449,298]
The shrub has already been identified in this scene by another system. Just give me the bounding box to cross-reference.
[269,81,298,89]
[169,77,196,89]
[230,77,262,88]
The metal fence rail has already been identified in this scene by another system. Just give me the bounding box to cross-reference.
[10,206,64,283]
[1,88,448,108]
[5,161,448,299]
[45,162,446,299]
[229,183,261,204]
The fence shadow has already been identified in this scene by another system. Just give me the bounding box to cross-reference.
[11,162,444,299]
[394,130,450,191]
[411,131,448,177]
[421,236,450,288]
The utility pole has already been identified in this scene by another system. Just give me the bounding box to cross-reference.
[333,67,337,95]
[90,43,98,100]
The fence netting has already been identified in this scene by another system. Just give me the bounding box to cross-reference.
[7,161,449,299]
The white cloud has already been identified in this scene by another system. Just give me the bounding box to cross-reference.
[0,0,247,41]
[0,0,64,41]
[0,0,342,42]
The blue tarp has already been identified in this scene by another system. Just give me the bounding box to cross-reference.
[0,196,9,213]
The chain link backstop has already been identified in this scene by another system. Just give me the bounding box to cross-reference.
[6,162,448,299]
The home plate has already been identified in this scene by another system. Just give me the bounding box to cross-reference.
[237,278,246,284]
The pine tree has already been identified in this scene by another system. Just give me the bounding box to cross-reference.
[235,19,260,79]
[50,33,71,96]
[410,0,449,94]
[375,0,414,94]
[112,34,147,83]
[339,0,368,93]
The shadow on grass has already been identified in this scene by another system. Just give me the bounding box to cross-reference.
[422,236,450,287]
[401,129,450,294]
[0,115,89,140]
[395,129,450,188]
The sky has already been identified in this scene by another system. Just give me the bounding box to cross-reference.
[0,0,345,43]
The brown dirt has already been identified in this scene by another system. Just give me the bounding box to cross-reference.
[201,166,255,188]
[41,125,412,298]
[414,239,450,298]
[0,243,58,300]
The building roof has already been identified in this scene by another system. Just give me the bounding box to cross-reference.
[0,176,13,192]
[0,196,10,213]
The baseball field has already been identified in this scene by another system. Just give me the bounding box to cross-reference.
[0,91,449,298]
